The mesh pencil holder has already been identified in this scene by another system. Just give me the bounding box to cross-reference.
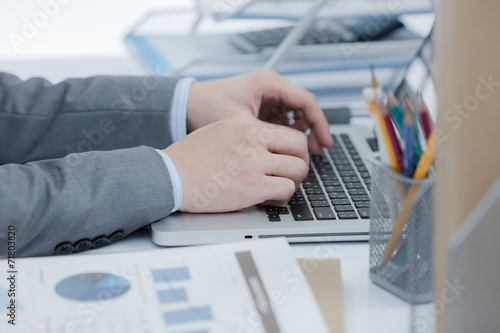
[367,156,434,306]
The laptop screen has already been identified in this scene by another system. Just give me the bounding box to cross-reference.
[394,31,436,119]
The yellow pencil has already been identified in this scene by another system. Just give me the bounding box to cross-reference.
[382,131,436,262]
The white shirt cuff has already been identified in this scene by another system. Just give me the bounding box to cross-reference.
[170,77,196,142]
[155,149,183,213]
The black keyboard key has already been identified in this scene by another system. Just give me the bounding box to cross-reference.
[351,194,370,202]
[354,160,365,167]
[329,192,348,199]
[358,208,370,219]
[348,189,367,196]
[360,172,370,178]
[345,182,364,189]
[266,206,278,214]
[303,182,320,189]
[320,174,337,180]
[289,199,306,205]
[364,178,371,185]
[339,170,357,177]
[357,166,368,173]
[322,180,340,187]
[338,211,358,219]
[336,165,354,171]
[310,200,330,207]
[325,186,345,193]
[308,194,326,201]
[313,207,336,220]
[278,207,289,214]
[331,198,351,206]
[334,204,354,212]
[305,188,324,195]
[268,213,281,222]
[341,176,360,183]
[332,159,351,166]
[290,204,314,221]
[354,201,370,208]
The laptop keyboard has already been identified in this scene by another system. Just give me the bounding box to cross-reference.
[231,19,403,52]
[265,133,371,222]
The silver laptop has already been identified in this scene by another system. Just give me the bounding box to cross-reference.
[151,32,435,246]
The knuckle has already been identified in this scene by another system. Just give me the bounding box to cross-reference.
[297,158,309,177]
[258,68,279,80]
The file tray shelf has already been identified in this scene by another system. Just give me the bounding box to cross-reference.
[124,7,430,108]
[202,0,434,22]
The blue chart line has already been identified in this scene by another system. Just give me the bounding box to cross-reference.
[157,288,188,303]
[163,306,213,325]
[152,267,190,283]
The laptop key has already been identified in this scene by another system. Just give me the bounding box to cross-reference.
[310,200,330,207]
[308,194,326,201]
[303,182,320,189]
[358,208,370,219]
[348,189,367,196]
[338,211,358,219]
[306,188,325,195]
[334,204,355,212]
[278,207,289,214]
[290,204,314,221]
[268,213,281,222]
[322,180,340,187]
[354,201,370,208]
[265,206,278,214]
[329,192,348,199]
[351,194,370,202]
[342,176,360,183]
[331,198,351,206]
[345,182,364,189]
[313,207,336,220]
[289,199,306,205]
[325,186,345,193]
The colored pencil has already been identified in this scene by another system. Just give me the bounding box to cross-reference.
[386,90,404,135]
[382,131,436,262]
[375,98,403,172]
[403,107,415,177]
[418,94,433,140]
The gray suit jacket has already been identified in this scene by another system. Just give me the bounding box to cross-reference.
[0,73,181,257]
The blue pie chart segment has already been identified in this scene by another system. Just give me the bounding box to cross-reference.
[55,273,130,301]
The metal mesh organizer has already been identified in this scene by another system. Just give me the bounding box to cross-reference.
[367,156,434,304]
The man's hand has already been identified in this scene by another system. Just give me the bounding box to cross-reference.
[186,69,333,155]
[164,110,309,213]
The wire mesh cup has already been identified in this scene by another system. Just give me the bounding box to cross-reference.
[366,156,434,304]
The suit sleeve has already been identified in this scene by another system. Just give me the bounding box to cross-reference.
[0,72,180,164]
[0,146,175,257]
[0,73,182,257]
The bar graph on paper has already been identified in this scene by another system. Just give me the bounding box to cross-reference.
[0,239,330,333]
[151,266,213,332]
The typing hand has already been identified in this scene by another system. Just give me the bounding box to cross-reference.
[186,69,333,155]
[164,110,309,213]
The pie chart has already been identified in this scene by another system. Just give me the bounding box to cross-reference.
[55,273,130,301]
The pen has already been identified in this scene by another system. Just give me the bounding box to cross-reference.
[382,131,436,262]
[418,94,433,140]
[403,106,415,177]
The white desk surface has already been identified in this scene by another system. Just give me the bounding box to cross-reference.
[1,57,413,333]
